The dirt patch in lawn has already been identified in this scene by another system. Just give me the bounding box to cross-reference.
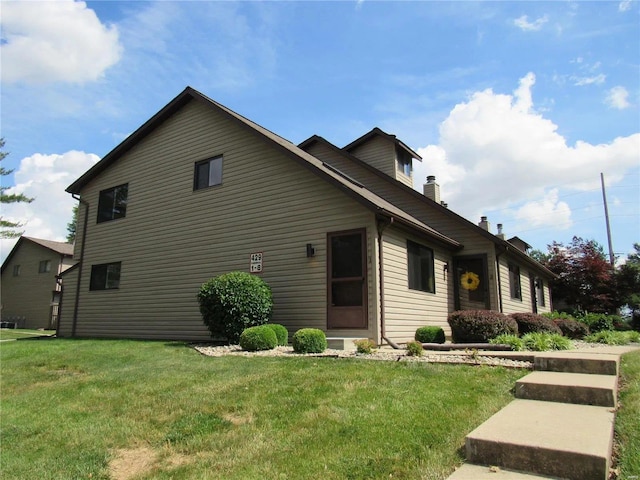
[109,447,158,480]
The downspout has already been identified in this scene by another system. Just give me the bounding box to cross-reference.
[377,216,401,349]
[495,245,506,313]
[71,194,89,337]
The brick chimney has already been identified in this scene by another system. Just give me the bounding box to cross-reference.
[423,175,440,203]
[497,223,505,240]
[478,216,490,231]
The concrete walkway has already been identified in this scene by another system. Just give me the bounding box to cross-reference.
[445,345,640,480]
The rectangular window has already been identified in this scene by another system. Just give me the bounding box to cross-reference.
[38,260,51,273]
[97,184,128,223]
[536,278,546,307]
[407,240,435,293]
[90,262,121,290]
[194,156,223,190]
[396,149,412,177]
[509,263,522,300]
[12,265,21,276]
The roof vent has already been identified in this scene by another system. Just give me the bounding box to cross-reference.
[497,223,505,240]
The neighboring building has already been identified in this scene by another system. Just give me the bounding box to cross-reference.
[1,236,75,329]
[58,87,554,344]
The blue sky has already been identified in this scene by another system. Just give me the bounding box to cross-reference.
[1,0,638,262]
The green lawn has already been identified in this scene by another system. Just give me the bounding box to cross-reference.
[0,328,56,341]
[615,349,640,479]
[0,339,527,480]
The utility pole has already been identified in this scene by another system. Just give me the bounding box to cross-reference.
[600,172,615,266]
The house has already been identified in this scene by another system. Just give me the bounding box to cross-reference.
[57,87,554,344]
[1,236,75,329]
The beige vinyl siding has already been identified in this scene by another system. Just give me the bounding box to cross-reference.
[348,136,396,180]
[62,99,380,341]
[381,228,452,342]
[498,256,545,315]
[58,266,79,336]
[1,242,59,329]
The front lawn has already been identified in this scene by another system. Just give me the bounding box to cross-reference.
[0,328,55,341]
[0,339,525,479]
[615,349,640,479]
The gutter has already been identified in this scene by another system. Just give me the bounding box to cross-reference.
[377,216,401,349]
[70,194,89,337]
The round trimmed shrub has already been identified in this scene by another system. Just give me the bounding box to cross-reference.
[448,310,517,343]
[553,317,589,339]
[239,325,277,351]
[197,271,273,343]
[266,323,288,346]
[509,313,562,336]
[292,328,327,354]
[415,326,446,344]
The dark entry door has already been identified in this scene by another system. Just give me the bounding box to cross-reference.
[453,255,490,310]
[327,229,368,329]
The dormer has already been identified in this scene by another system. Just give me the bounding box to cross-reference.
[343,127,421,188]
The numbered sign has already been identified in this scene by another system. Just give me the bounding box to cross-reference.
[250,252,263,273]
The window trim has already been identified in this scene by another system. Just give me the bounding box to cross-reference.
[89,262,122,291]
[508,263,522,300]
[97,183,129,224]
[194,155,223,190]
[536,278,546,307]
[12,265,21,276]
[407,240,435,294]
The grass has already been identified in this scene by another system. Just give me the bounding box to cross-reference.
[0,339,526,480]
[0,328,56,341]
[615,349,640,479]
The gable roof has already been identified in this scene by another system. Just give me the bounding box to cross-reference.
[343,127,422,161]
[66,87,460,250]
[1,236,74,273]
[299,135,555,278]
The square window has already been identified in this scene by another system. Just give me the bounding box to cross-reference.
[509,263,522,300]
[12,265,21,276]
[194,156,223,190]
[90,262,121,290]
[38,260,51,273]
[97,184,128,223]
[407,240,435,293]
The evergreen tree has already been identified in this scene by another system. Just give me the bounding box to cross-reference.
[0,138,34,238]
[66,205,79,243]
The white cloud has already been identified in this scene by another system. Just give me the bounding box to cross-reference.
[515,190,572,230]
[572,74,606,86]
[606,86,631,109]
[513,14,549,32]
[1,151,99,261]
[619,0,632,12]
[0,0,122,84]
[414,73,640,230]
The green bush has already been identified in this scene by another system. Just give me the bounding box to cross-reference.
[405,340,424,357]
[577,313,615,333]
[353,338,377,354]
[489,334,524,351]
[415,326,446,344]
[197,272,273,343]
[266,324,288,346]
[292,328,327,354]
[585,330,640,345]
[509,313,562,336]
[552,317,590,339]
[448,310,518,343]
[522,332,572,351]
[239,325,277,351]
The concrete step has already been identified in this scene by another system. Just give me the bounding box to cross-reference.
[446,463,560,479]
[465,399,614,480]
[515,371,617,407]
[534,352,619,376]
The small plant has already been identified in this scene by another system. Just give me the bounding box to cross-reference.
[577,313,615,333]
[448,310,518,343]
[585,330,640,345]
[239,325,277,351]
[547,334,573,351]
[415,326,446,344]
[405,340,423,357]
[292,328,327,354]
[353,338,377,354]
[266,324,288,346]
[489,334,524,351]
[521,332,572,351]
[509,313,562,336]
[197,271,273,343]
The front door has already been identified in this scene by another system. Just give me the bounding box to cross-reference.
[327,229,368,329]
[453,255,490,310]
